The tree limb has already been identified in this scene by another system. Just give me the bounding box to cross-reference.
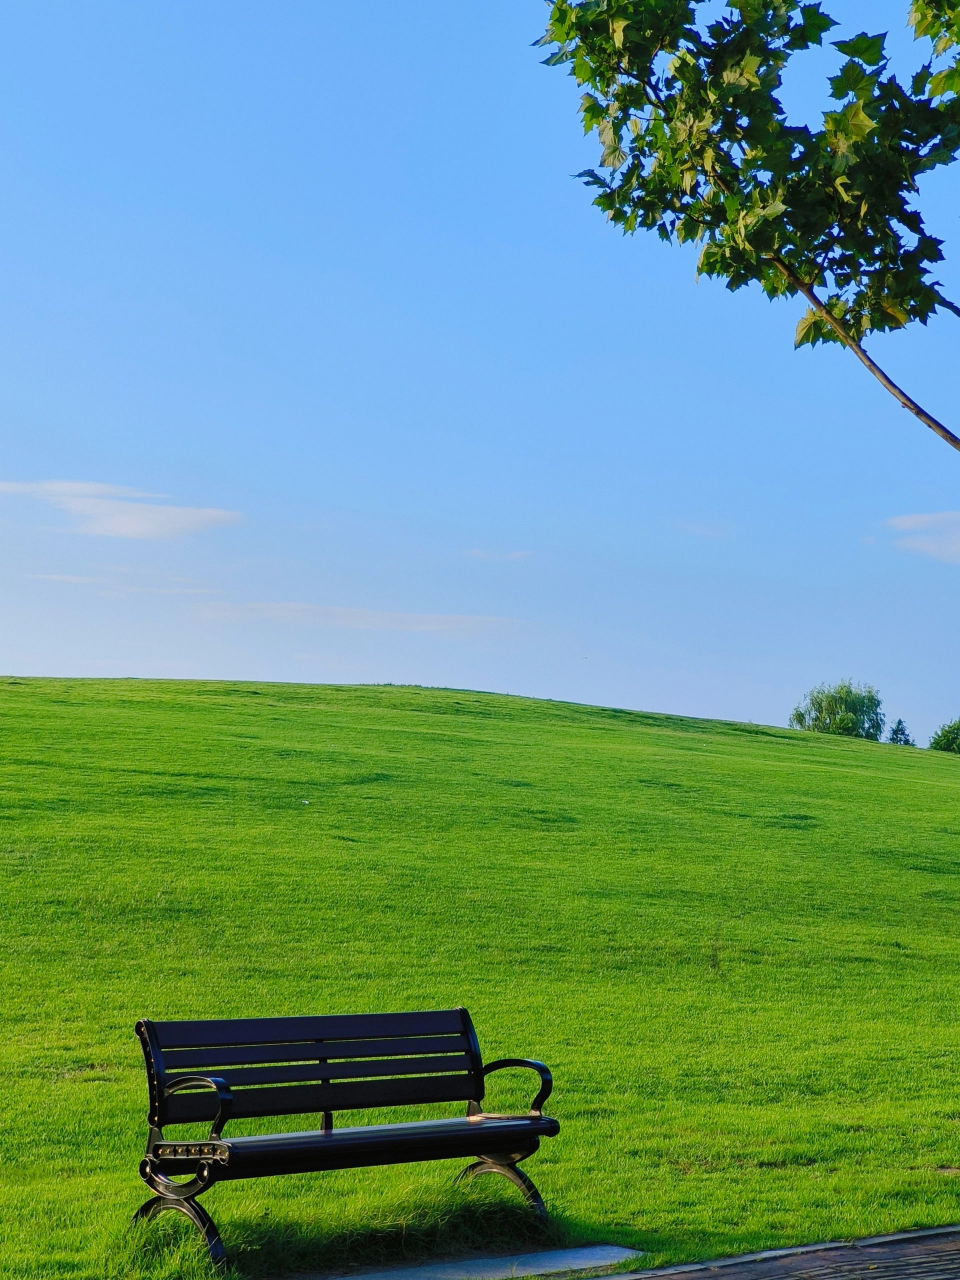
[770,256,960,453]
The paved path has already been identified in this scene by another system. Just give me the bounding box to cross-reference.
[622,1227,960,1279]
[284,1229,960,1280]
[305,1246,641,1280]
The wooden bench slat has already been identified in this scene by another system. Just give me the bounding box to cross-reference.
[163,1034,468,1070]
[166,1055,473,1089]
[152,1010,463,1050]
[163,1073,476,1124]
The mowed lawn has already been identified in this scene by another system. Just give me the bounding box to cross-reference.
[3,678,960,1279]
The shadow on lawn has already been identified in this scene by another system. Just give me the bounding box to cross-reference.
[108,1195,566,1280]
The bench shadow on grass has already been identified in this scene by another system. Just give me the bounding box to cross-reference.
[110,1185,568,1280]
[228,1196,564,1280]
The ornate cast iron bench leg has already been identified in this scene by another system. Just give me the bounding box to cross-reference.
[133,1158,227,1269]
[133,1194,227,1268]
[455,1158,547,1221]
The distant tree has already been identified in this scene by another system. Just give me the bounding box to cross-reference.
[930,717,960,751]
[887,718,916,745]
[789,680,885,739]
[540,1,960,452]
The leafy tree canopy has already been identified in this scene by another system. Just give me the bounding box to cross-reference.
[929,716,960,750]
[789,680,885,739]
[541,0,960,449]
[887,717,916,744]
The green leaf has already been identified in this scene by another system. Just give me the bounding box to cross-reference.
[826,100,876,144]
[830,60,871,99]
[931,64,960,96]
[697,241,724,276]
[573,49,594,81]
[912,61,933,95]
[740,52,762,84]
[580,93,606,132]
[882,300,909,326]
[832,32,887,66]
[798,4,838,43]
[795,308,820,347]
[846,101,876,139]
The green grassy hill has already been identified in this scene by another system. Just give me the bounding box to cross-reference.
[3,678,960,1280]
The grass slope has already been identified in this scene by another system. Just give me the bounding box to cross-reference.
[3,678,960,1280]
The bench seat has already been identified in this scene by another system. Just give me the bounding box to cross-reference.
[154,1113,560,1180]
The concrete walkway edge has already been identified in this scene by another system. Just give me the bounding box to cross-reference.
[616,1222,960,1277]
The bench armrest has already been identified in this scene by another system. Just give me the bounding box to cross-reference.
[164,1075,234,1139]
[481,1058,553,1115]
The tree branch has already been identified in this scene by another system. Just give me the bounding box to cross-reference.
[771,256,960,453]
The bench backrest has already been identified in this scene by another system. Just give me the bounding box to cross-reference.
[136,1008,485,1129]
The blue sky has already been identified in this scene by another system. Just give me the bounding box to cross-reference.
[0,1,957,739]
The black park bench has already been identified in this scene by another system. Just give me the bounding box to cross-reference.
[134,1007,559,1267]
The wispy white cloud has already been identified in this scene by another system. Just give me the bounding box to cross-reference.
[0,480,240,539]
[467,549,531,562]
[200,601,504,632]
[887,511,960,563]
[63,498,239,538]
